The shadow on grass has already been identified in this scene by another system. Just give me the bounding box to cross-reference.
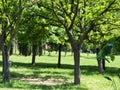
[10,70,69,81]
[28,83,88,90]
[81,65,120,76]
[0,60,120,90]
[0,60,120,77]
[0,81,88,90]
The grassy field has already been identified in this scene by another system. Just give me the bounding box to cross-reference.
[0,52,120,90]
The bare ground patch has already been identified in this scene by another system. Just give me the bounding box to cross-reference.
[14,77,70,85]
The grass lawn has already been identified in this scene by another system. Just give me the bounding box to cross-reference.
[0,52,120,90]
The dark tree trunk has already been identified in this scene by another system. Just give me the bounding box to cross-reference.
[1,31,11,83]
[58,44,62,68]
[97,60,104,73]
[96,48,105,73]
[32,45,37,66]
[43,49,46,55]
[2,46,10,83]
[65,28,81,85]
[10,44,13,55]
[64,51,67,56]
[48,51,51,56]
[39,46,42,56]
[39,41,43,56]
[73,48,80,84]
[102,58,106,71]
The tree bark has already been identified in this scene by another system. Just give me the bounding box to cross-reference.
[102,58,106,71]
[58,44,62,68]
[64,50,67,56]
[2,46,10,83]
[65,28,81,84]
[39,41,43,56]
[96,48,105,73]
[97,59,104,73]
[10,44,13,55]
[73,48,80,84]
[32,45,37,66]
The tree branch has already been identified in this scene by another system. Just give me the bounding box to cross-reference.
[51,1,65,26]
[68,0,79,31]
[100,0,116,15]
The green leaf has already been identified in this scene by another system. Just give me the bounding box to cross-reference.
[109,54,115,61]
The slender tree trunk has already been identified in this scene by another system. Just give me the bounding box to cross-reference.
[14,40,17,54]
[44,49,46,55]
[73,48,80,84]
[64,50,67,57]
[10,44,13,55]
[96,48,104,73]
[58,44,62,68]
[102,58,106,71]
[2,46,10,83]
[55,50,58,54]
[32,45,37,66]
[39,41,43,56]
[97,60,104,73]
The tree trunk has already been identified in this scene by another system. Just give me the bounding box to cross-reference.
[73,48,80,84]
[10,44,13,55]
[102,58,106,71]
[64,51,67,56]
[58,44,62,68]
[32,45,37,66]
[65,27,82,85]
[39,41,43,56]
[96,48,104,73]
[2,46,10,83]
[97,59,104,73]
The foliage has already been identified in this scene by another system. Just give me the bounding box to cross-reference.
[97,43,115,62]
[97,35,120,63]
[112,36,120,54]
[17,4,49,56]
[18,4,48,44]
[46,26,68,51]
[0,0,23,46]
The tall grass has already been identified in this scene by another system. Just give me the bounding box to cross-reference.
[0,51,120,90]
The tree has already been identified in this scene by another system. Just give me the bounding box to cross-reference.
[86,6,120,73]
[97,36,120,70]
[46,26,68,67]
[37,0,119,84]
[18,4,48,65]
[0,0,23,83]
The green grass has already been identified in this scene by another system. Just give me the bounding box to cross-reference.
[0,52,120,90]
